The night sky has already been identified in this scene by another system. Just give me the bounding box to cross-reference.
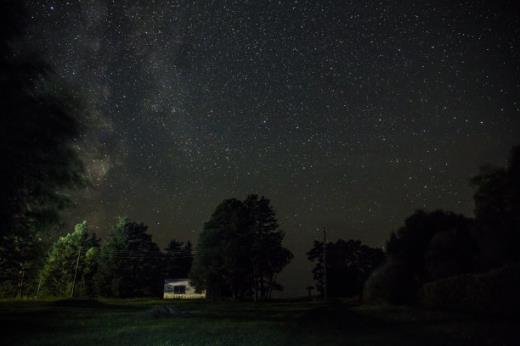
[26,0,519,296]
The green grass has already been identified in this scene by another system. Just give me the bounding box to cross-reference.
[0,298,518,345]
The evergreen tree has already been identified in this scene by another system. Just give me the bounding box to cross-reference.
[245,195,293,299]
[190,199,248,299]
[191,195,292,300]
[95,218,163,297]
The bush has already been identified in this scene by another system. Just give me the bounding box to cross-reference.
[420,264,520,315]
[362,259,418,305]
[0,281,18,298]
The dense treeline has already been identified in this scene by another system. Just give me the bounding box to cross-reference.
[307,146,520,303]
[36,218,192,298]
[364,146,520,308]
[307,239,385,298]
[7,193,292,300]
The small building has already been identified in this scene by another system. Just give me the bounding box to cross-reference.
[163,278,205,299]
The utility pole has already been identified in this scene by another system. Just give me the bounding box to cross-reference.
[323,228,327,300]
[35,276,42,299]
[17,268,25,298]
[71,245,82,298]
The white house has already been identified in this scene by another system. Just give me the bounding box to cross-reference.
[163,278,206,299]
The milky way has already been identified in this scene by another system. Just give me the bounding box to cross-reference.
[27,0,520,295]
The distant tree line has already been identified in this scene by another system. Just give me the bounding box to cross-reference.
[6,193,293,300]
[37,217,193,298]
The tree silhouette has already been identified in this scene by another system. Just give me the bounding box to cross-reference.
[190,198,251,299]
[307,240,325,296]
[95,218,163,297]
[368,147,520,305]
[386,210,476,282]
[245,195,293,300]
[191,195,292,300]
[163,240,193,279]
[0,0,86,296]
[308,239,384,298]
[471,145,520,267]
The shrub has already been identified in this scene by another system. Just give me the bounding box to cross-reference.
[0,282,18,298]
[362,259,418,305]
[420,264,520,315]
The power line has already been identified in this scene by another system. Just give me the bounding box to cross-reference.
[71,244,82,298]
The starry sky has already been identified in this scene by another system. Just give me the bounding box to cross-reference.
[26,0,519,296]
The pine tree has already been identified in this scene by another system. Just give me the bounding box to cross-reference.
[191,195,293,300]
[95,218,163,297]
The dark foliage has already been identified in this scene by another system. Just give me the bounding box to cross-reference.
[163,240,193,280]
[190,198,246,299]
[374,146,520,306]
[34,218,192,298]
[95,218,164,297]
[386,210,477,282]
[363,259,418,305]
[191,195,293,300]
[308,239,385,297]
[471,145,520,268]
[366,210,477,305]
[0,0,85,296]
[421,263,520,316]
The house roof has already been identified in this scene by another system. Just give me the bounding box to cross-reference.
[164,278,189,284]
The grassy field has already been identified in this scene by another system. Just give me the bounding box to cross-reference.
[0,298,518,345]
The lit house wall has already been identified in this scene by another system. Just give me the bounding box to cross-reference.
[163,278,206,299]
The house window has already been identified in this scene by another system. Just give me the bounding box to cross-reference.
[174,285,186,294]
